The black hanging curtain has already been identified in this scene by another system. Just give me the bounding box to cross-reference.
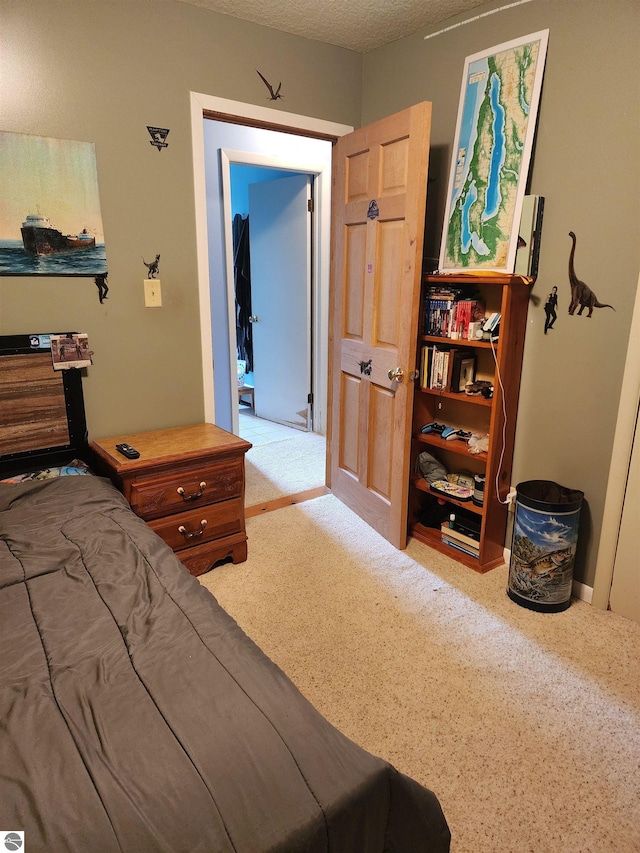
[233,213,253,372]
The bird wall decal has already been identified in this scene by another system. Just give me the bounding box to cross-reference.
[256,69,283,101]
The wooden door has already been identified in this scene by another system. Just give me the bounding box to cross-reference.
[328,104,432,548]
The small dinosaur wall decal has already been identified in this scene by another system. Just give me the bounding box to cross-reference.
[142,254,160,279]
[567,231,615,317]
[256,70,283,101]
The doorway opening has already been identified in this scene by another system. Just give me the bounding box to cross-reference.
[189,93,352,438]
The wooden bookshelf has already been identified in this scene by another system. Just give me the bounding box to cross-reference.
[409,273,532,572]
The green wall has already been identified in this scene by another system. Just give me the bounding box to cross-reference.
[0,0,361,435]
[363,0,639,586]
[1,0,638,587]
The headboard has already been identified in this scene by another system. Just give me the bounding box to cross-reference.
[0,334,88,476]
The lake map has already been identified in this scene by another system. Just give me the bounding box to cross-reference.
[440,31,549,273]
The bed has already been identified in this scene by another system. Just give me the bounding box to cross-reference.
[0,336,450,852]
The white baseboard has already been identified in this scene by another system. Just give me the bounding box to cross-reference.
[572,580,593,603]
[504,549,594,604]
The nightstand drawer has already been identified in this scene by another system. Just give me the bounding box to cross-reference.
[148,498,243,552]
[129,459,243,519]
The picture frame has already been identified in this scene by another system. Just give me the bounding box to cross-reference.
[51,334,93,371]
[0,131,107,276]
[457,356,476,392]
[439,30,549,274]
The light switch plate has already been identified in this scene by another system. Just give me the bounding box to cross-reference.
[144,279,162,307]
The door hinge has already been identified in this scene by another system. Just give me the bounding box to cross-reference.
[307,198,314,213]
[307,392,313,405]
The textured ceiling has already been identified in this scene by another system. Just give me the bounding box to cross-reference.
[176,0,489,52]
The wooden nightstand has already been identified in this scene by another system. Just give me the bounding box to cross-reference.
[90,423,252,576]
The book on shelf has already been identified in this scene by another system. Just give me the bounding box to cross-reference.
[419,344,433,389]
[419,346,476,394]
[441,521,480,549]
[423,285,485,340]
[430,347,446,390]
[423,286,463,337]
[441,534,479,558]
[424,296,454,337]
[449,299,486,340]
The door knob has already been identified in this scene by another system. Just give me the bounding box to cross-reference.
[387,366,404,382]
[249,315,259,323]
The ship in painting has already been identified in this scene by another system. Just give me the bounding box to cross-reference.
[21,213,96,255]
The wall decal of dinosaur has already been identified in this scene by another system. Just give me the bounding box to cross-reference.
[256,70,283,101]
[142,254,160,279]
[567,231,615,317]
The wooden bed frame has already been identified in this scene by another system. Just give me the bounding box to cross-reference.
[0,334,88,476]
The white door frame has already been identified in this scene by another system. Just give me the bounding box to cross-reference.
[189,92,352,435]
[593,272,640,610]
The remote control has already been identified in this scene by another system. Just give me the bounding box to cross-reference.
[115,443,140,459]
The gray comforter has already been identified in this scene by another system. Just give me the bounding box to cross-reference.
[0,475,450,852]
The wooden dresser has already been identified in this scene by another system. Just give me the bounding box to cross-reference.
[90,423,252,576]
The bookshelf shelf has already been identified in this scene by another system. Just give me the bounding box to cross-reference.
[417,387,493,407]
[411,475,484,514]
[409,273,531,572]
[416,432,488,459]
[423,273,532,287]
[421,334,491,350]
[411,522,505,571]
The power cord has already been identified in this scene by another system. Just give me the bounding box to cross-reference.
[489,336,511,505]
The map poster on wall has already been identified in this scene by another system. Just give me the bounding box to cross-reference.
[439,30,549,274]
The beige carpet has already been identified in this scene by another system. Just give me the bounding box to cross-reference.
[200,492,640,853]
[244,432,326,507]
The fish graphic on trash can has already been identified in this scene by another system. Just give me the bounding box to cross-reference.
[508,480,584,612]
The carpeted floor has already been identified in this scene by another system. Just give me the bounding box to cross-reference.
[200,492,640,853]
[244,432,326,507]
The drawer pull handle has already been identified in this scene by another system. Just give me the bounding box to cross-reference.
[178,520,208,540]
[177,482,207,501]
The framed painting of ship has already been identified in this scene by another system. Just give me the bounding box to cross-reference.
[0,130,107,276]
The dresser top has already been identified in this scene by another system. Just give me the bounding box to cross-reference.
[90,423,251,473]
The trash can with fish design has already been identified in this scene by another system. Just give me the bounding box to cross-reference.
[507,480,584,612]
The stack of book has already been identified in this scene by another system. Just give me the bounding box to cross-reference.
[441,520,480,558]
[441,508,481,558]
[419,345,476,392]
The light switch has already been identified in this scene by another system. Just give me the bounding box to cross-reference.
[144,279,162,307]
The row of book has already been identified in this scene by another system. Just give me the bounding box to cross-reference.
[424,286,486,340]
[419,345,476,392]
